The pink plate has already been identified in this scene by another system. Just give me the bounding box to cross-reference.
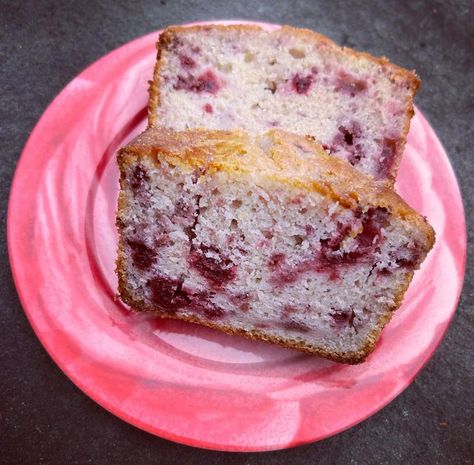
[8,21,467,451]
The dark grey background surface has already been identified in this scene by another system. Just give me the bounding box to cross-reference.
[1,1,473,464]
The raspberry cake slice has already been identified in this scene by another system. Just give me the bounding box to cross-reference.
[148,25,420,184]
[116,128,434,363]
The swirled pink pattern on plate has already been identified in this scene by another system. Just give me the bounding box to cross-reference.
[7,21,467,451]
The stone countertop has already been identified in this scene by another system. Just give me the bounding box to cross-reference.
[1,1,472,464]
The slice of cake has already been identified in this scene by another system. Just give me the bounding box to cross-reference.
[148,25,420,183]
[116,128,435,363]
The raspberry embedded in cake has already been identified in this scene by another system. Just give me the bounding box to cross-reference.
[334,72,368,96]
[190,294,226,319]
[189,245,237,288]
[130,164,149,191]
[147,275,189,312]
[174,70,221,94]
[179,53,196,68]
[291,73,313,94]
[268,252,286,271]
[330,122,363,166]
[127,240,156,271]
[117,128,435,363]
[266,206,392,286]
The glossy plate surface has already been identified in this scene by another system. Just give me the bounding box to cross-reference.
[8,21,466,451]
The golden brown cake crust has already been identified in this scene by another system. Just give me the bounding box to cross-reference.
[116,128,435,364]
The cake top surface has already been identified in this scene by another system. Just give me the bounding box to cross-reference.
[119,127,434,246]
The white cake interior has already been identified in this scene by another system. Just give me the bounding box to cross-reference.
[118,155,427,357]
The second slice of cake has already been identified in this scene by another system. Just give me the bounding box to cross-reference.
[148,24,420,183]
[116,128,434,363]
